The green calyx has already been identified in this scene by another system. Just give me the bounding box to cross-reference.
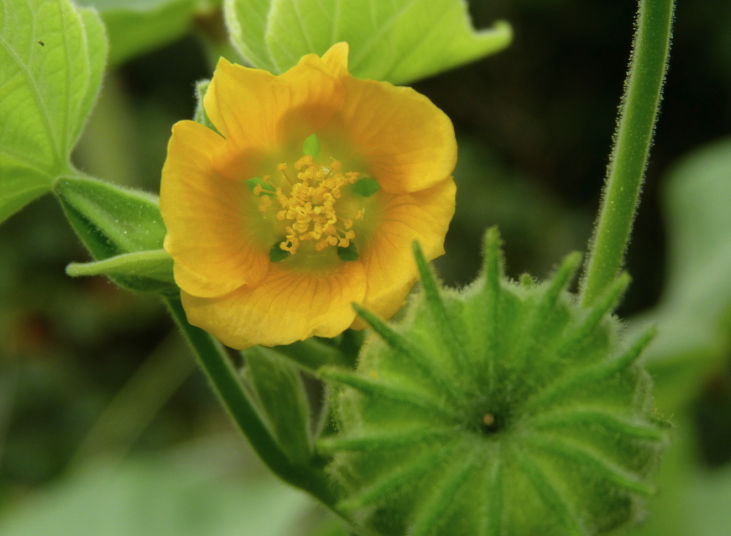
[318,228,667,536]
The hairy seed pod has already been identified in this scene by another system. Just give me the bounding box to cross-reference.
[319,228,668,536]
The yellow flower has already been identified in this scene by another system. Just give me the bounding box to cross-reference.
[160,43,457,349]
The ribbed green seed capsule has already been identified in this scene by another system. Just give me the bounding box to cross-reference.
[319,228,667,536]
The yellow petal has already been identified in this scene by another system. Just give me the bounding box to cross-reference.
[322,77,457,194]
[161,120,269,298]
[204,55,345,164]
[355,177,457,323]
[182,261,367,349]
[321,42,350,78]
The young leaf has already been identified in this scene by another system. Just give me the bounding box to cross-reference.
[76,0,202,67]
[631,137,731,415]
[243,346,313,465]
[0,0,106,224]
[224,0,512,85]
[66,249,177,294]
[54,176,167,260]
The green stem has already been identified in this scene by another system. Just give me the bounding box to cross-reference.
[580,0,675,307]
[164,296,338,506]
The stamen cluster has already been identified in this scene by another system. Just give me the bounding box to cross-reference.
[255,155,363,254]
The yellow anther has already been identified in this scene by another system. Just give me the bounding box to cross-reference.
[295,155,314,170]
[258,195,272,213]
[264,157,365,256]
[253,184,263,195]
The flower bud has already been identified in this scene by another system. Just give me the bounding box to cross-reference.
[319,228,667,536]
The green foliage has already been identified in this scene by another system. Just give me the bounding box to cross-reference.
[661,138,731,316]
[244,346,314,465]
[66,249,177,295]
[76,0,219,66]
[54,176,166,257]
[0,0,106,224]
[165,297,339,506]
[321,230,667,536]
[53,176,173,293]
[0,455,312,536]
[633,137,731,414]
[224,0,512,84]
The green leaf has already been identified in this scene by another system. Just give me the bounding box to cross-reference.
[243,346,313,465]
[0,0,106,224]
[54,176,167,260]
[631,137,731,414]
[224,0,512,85]
[624,418,731,536]
[662,138,731,314]
[0,452,313,536]
[66,249,177,294]
[76,0,210,66]
[271,338,353,371]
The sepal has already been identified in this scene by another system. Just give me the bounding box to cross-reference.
[54,175,172,294]
[66,249,177,295]
[243,346,313,465]
[193,79,217,132]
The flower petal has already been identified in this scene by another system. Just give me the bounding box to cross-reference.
[161,120,270,298]
[322,77,457,194]
[355,177,457,323]
[204,55,345,162]
[182,261,367,349]
[322,42,350,78]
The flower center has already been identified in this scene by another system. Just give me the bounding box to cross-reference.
[253,155,376,260]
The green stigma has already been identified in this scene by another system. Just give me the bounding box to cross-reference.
[247,177,276,195]
[337,242,358,261]
[270,242,289,262]
[303,133,321,158]
[354,177,380,197]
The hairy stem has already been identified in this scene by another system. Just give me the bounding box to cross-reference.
[580,0,675,307]
[164,296,338,506]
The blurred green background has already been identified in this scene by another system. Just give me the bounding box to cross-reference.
[1,0,731,534]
